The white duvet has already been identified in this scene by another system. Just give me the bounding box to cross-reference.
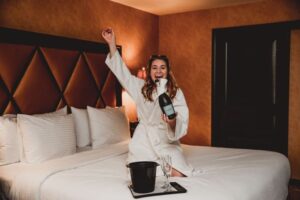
[0,141,290,200]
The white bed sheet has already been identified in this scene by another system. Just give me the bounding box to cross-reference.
[0,141,290,200]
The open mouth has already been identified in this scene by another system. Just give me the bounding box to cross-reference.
[155,75,163,79]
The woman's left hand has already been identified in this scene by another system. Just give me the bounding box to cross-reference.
[161,113,177,131]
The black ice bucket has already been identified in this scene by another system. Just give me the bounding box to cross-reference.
[127,161,158,193]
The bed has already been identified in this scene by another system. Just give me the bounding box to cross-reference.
[0,27,290,200]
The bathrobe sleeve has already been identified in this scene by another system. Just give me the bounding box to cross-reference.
[166,89,189,141]
[105,51,143,102]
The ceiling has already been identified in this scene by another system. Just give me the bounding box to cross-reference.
[110,0,261,15]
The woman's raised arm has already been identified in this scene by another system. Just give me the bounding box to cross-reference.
[102,28,143,102]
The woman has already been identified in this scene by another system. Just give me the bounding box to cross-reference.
[102,28,195,177]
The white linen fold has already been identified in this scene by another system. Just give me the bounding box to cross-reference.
[9,140,129,200]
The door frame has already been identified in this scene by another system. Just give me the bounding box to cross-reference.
[211,20,300,155]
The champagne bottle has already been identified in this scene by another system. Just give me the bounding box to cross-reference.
[158,92,176,120]
[156,79,176,120]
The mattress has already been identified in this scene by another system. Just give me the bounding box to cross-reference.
[0,140,290,200]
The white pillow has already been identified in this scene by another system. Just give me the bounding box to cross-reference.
[0,107,68,165]
[35,106,68,117]
[0,116,19,165]
[87,106,130,149]
[17,114,76,163]
[18,106,68,162]
[70,107,91,148]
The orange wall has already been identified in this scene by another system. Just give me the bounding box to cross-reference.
[159,0,300,146]
[0,0,159,69]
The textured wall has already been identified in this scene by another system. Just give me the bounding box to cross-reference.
[159,0,300,146]
[0,0,158,121]
[289,29,300,180]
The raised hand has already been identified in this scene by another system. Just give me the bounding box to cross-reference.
[102,28,115,44]
[101,28,117,56]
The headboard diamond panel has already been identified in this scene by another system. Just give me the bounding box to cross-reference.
[0,27,122,115]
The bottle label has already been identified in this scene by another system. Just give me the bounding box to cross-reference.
[163,105,175,116]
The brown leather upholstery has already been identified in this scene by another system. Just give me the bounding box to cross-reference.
[0,27,122,115]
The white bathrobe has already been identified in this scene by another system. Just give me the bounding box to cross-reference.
[105,51,195,176]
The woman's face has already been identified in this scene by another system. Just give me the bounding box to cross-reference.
[150,59,168,82]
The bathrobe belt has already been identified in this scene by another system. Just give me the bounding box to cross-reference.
[138,120,164,153]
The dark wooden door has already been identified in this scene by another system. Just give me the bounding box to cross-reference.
[212,24,290,155]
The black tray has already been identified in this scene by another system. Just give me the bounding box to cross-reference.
[128,182,187,198]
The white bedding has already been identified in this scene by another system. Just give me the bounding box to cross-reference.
[0,141,290,200]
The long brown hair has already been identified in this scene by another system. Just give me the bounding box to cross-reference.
[141,55,178,101]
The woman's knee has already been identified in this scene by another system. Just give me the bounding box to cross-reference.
[171,168,185,177]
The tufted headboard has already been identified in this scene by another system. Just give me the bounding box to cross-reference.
[0,27,122,115]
